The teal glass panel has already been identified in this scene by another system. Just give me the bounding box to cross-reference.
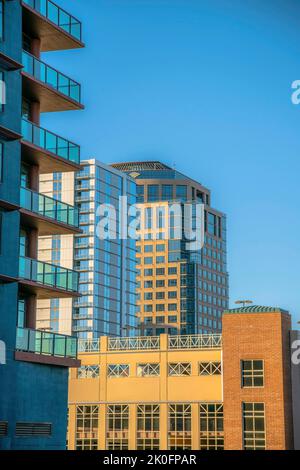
[16,327,78,360]
[22,0,82,41]
[41,333,53,355]
[54,335,66,356]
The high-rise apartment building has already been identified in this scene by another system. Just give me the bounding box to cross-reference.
[37,159,138,339]
[0,0,83,449]
[68,306,298,450]
[74,160,137,338]
[111,161,229,336]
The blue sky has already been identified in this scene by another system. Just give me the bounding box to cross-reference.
[43,0,300,324]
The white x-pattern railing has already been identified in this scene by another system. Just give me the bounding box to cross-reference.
[78,334,222,353]
[108,336,160,351]
[169,334,222,350]
[78,339,100,353]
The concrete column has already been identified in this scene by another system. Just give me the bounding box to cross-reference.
[26,295,37,329]
[160,403,168,450]
[68,405,76,450]
[28,228,38,259]
[30,38,41,59]
[30,101,40,126]
[159,334,168,450]
[129,404,137,450]
[191,403,199,450]
[98,405,106,450]
[160,334,168,402]
[99,337,108,449]
[29,164,39,192]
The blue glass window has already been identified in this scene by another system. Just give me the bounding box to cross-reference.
[168,316,177,323]
[162,185,173,201]
[0,1,3,41]
[176,185,187,201]
[148,185,159,202]
[156,316,165,324]
[137,185,144,202]
[0,143,3,181]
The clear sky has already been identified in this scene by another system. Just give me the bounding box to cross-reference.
[43,0,300,325]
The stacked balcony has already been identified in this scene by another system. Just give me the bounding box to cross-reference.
[15,0,84,366]
[22,50,82,111]
[21,118,80,172]
[20,186,80,235]
[19,256,79,298]
[16,327,79,367]
[22,0,84,51]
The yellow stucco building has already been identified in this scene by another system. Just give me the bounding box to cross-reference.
[68,333,223,450]
[68,307,299,451]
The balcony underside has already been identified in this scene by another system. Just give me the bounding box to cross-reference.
[15,350,80,368]
[0,125,22,142]
[18,279,81,299]
[0,52,23,71]
[22,72,84,113]
[22,3,84,52]
[0,198,20,211]
[20,208,82,236]
[21,141,81,173]
[0,273,18,284]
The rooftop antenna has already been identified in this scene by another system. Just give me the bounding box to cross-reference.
[235,300,253,307]
[172,161,176,170]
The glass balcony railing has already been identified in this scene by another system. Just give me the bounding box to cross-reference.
[16,327,78,359]
[23,0,82,42]
[20,186,79,228]
[22,51,81,103]
[19,256,79,293]
[22,118,80,165]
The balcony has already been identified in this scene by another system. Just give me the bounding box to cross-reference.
[108,336,161,351]
[22,0,83,52]
[168,334,222,350]
[22,51,82,112]
[19,256,79,299]
[20,186,80,236]
[15,327,80,367]
[21,119,80,173]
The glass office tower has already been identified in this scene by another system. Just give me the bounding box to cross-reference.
[112,161,229,335]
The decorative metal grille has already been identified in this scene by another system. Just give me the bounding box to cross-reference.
[137,363,160,377]
[168,363,191,377]
[75,405,99,450]
[77,365,100,379]
[107,405,129,450]
[199,362,222,376]
[137,405,160,450]
[168,404,192,450]
[200,403,224,450]
[107,364,130,378]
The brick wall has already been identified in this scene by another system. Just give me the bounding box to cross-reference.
[222,311,293,450]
